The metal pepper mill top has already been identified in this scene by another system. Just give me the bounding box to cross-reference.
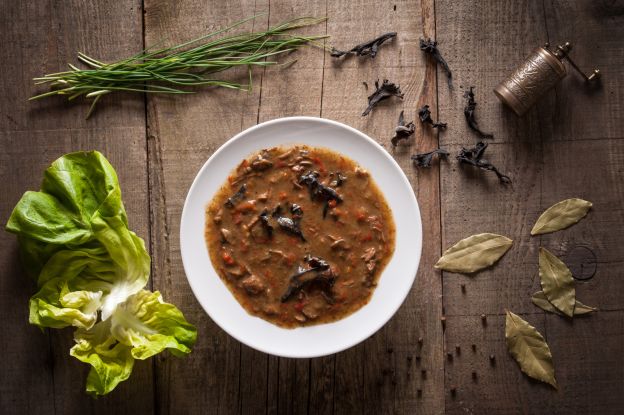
[494,42,600,116]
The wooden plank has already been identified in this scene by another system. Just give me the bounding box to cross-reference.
[0,135,55,414]
[543,0,623,143]
[436,0,550,317]
[237,7,273,414]
[256,2,327,414]
[322,1,445,413]
[0,0,151,414]
[143,1,264,414]
[434,1,551,413]
[537,2,624,412]
[436,0,624,413]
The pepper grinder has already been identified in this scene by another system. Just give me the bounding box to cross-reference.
[494,42,600,116]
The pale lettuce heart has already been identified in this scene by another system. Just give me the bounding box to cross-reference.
[70,320,134,396]
[27,235,148,329]
[70,290,196,395]
[29,285,102,330]
[111,290,197,359]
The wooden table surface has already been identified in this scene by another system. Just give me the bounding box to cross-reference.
[1,1,623,414]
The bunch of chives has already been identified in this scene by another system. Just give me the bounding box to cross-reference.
[31,16,327,117]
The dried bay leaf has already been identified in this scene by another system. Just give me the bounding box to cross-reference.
[531,198,592,235]
[573,301,598,315]
[531,291,563,315]
[531,291,597,316]
[505,311,557,389]
[539,248,576,317]
[434,233,512,274]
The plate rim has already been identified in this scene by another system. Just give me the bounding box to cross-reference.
[180,116,422,358]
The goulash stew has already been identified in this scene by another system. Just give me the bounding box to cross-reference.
[205,145,395,328]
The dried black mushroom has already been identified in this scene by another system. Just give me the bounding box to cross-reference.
[276,217,306,241]
[362,79,404,116]
[418,105,446,129]
[271,204,283,218]
[270,203,306,241]
[331,32,397,59]
[224,184,246,208]
[281,255,336,303]
[464,87,493,139]
[456,141,511,184]
[258,208,273,238]
[391,110,416,146]
[419,38,452,87]
[411,149,449,167]
[291,203,303,219]
[298,171,343,217]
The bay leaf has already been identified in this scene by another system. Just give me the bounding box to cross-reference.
[539,247,576,317]
[531,291,563,315]
[573,301,598,315]
[505,311,557,389]
[434,233,513,274]
[531,291,597,316]
[531,198,592,235]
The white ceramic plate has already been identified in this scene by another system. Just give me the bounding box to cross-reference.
[180,117,422,358]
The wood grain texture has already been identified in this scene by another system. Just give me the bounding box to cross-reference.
[436,0,624,414]
[261,2,326,414]
[0,1,151,414]
[322,1,444,414]
[1,0,623,413]
[436,0,554,412]
[538,1,624,413]
[143,1,263,414]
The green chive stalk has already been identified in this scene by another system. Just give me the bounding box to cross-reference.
[31,15,327,118]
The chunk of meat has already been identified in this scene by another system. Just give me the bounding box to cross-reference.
[220,228,232,244]
[361,247,376,262]
[277,148,295,159]
[263,304,279,315]
[354,166,369,177]
[257,191,270,202]
[361,247,378,276]
[251,156,273,171]
[235,200,257,213]
[223,265,247,279]
[330,239,351,251]
[241,274,266,295]
[302,305,320,320]
[213,208,223,224]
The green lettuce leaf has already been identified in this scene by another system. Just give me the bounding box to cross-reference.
[5,151,196,396]
[6,151,128,267]
[6,151,150,326]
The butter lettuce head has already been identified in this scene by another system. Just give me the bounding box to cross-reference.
[5,151,196,396]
